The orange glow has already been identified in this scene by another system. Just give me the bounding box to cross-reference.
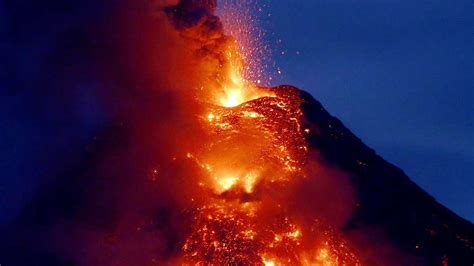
[170,2,360,265]
[217,46,274,107]
[220,51,247,107]
[215,175,238,192]
[181,85,360,264]
[263,258,276,266]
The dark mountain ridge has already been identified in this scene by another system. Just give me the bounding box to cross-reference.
[289,85,474,265]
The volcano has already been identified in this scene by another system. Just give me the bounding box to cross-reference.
[2,85,473,265]
[1,0,473,265]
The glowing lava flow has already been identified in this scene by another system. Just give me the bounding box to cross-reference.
[170,2,360,265]
[183,67,360,265]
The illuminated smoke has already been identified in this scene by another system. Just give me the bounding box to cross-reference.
[45,1,363,264]
[164,0,274,107]
[1,1,438,265]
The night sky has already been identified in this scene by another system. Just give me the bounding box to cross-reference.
[0,0,472,228]
[261,0,473,222]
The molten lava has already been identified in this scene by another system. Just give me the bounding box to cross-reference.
[167,11,359,260]
[180,83,360,264]
[2,1,472,265]
[161,0,361,264]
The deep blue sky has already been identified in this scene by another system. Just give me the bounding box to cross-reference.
[0,0,472,225]
[257,0,473,221]
[0,0,105,224]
